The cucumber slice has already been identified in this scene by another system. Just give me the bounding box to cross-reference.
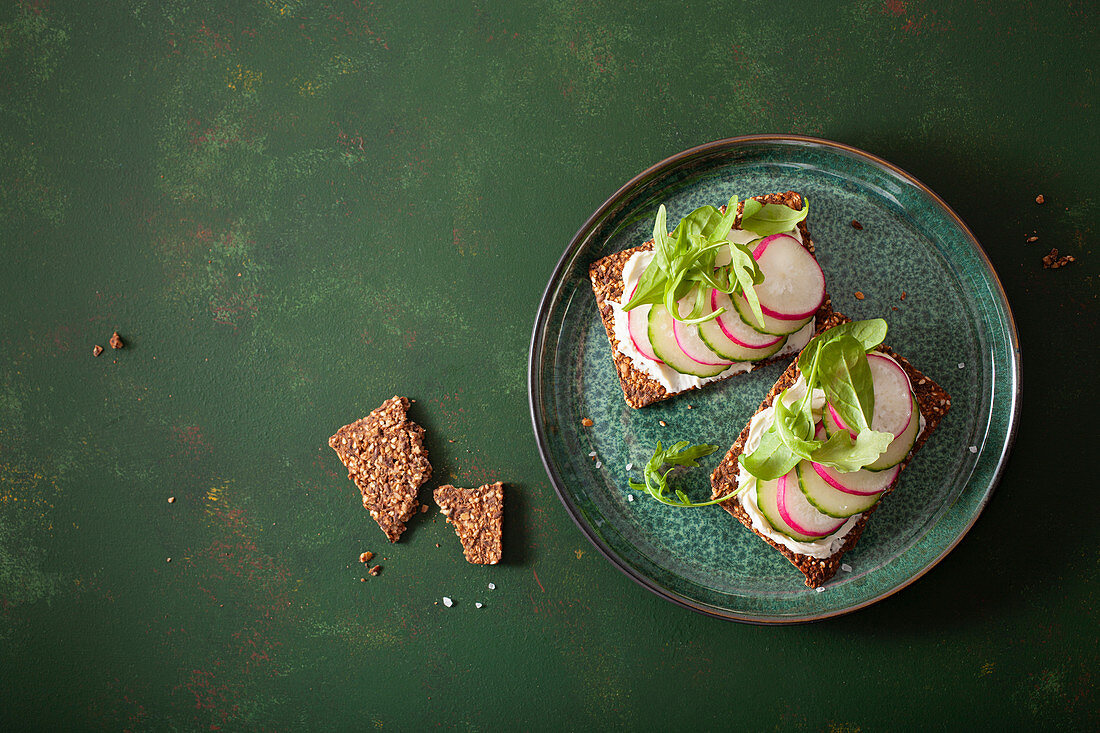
[647,303,729,377]
[797,461,882,518]
[865,393,920,471]
[755,473,828,543]
[732,290,813,336]
[697,313,786,361]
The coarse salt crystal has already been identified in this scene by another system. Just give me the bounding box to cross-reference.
[969,446,978,453]
[841,563,852,573]
[488,583,495,590]
[816,587,825,593]
[588,451,597,458]
[475,602,483,609]
[625,463,633,471]
[627,495,634,502]
[443,597,453,607]
[595,461,602,469]
[958,362,965,369]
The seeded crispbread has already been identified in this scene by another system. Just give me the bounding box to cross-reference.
[434,482,504,565]
[329,396,431,543]
[589,191,825,409]
[709,310,952,588]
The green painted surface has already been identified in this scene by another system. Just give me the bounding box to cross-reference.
[0,0,1095,729]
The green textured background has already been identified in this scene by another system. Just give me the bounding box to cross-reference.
[1,1,1095,730]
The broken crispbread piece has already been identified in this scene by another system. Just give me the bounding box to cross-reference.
[589,191,825,409]
[329,396,431,543]
[434,482,504,565]
[709,310,951,588]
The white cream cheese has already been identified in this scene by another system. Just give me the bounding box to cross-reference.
[608,227,813,393]
[736,362,927,560]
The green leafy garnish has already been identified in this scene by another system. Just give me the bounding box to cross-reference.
[742,318,896,479]
[739,197,809,237]
[621,195,808,329]
[628,440,738,507]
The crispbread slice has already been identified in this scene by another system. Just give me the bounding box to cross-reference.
[434,482,504,565]
[709,310,952,588]
[329,396,431,543]
[589,191,825,409]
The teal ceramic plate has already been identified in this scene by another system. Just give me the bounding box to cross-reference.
[528,135,1019,623]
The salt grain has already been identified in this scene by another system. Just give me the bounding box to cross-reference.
[958,362,965,369]
[595,461,602,469]
[816,587,825,593]
[488,583,495,590]
[969,446,978,454]
[841,563,852,573]
[588,451,597,458]
[475,602,483,609]
[625,463,633,471]
[443,597,453,607]
[627,495,634,502]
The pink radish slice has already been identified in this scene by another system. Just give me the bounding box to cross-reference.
[750,234,825,321]
[627,305,662,362]
[826,353,913,438]
[671,296,733,367]
[811,461,899,496]
[625,285,662,362]
[776,469,847,538]
[711,290,783,348]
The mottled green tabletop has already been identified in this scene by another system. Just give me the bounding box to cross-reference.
[1,1,1096,730]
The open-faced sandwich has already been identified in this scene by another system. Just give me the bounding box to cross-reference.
[590,191,828,408]
[710,313,951,587]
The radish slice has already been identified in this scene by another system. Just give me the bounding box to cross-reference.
[776,469,847,538]
[711,290,782,348]
[732,290,813,336]
[672,295,734,367]
[755,472,837,543]
[864,394,921,471]
[824,353,913,438]
[811,461,899,496]
[624,286,661,362]
[797,461,883,517]
[751,234,826,321]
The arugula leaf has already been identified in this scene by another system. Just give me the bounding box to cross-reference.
[810,428,895,472]
[799,318,888,374]
[627,440,738,508]
[740,198,809,237]
[817,336,876,430]
[740,422,799,481]
[773,396,819,461]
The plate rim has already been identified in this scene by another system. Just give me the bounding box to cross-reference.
[527,134,1021,624]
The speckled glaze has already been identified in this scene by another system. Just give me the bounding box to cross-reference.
[529,136,1020,623]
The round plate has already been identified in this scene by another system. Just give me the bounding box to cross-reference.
[528,135,1020,623]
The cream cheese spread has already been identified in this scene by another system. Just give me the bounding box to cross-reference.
[608,227,813,394]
